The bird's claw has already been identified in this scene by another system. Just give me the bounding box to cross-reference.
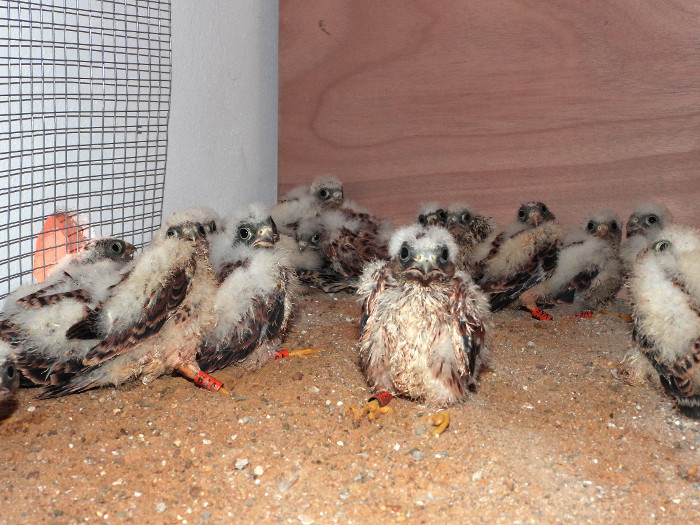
[421,410,450,436]
[288,348,322,358]
[346,399,393,423]
[598,309,633,322]
[272,348,323,360]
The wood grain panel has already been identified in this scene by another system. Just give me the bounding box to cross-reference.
[279,1,700,230]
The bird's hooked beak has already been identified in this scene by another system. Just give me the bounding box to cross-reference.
[330,189,343,206]
[405,251,443,281]
[181,222,207,241]
[529,210,543,227]
[124,242,137,259]
[252,224,279,248]
[626,218,641,238]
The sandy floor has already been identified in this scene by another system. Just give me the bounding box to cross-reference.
[1,290,699,524]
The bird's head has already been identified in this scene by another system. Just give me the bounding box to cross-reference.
[82,237,137,263]
[311,176,344,208]
[517,202,555,228]
[389,225,457,283]
[417,202,447,227]
[446,203,476,228]
[235,217,279,249]
[165,221,208,242]
[0,353,19,400]
[625,202,671,238]
[584,210,622,245]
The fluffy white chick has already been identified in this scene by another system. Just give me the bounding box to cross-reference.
[296,210,390,292]
[271,176,343,236]
[473,202,562,317]
[620,202,673,275]
[39,214,221,397]
[415,202,447,227]
[536,209,623,313]
[445,203,496,275]
[628,225,700,419]
[0,238,136,386]
[201,203,297,371]
[353,225,490,435]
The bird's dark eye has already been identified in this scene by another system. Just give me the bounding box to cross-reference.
[5,364,15,380]
[239,228,252,240]
[318,189,330,200]
[209,221,217,233]
[610,222,618,231]
[647,215,658,225]
[399,244,410,261]
[311,232,322,244]
[440,248,449,263]
[110,242,123,253]
[540,204,548,214]
[166,228,177,238]
[460,212,471,224]
[438,210,447,221]
[654,240,671,252]
[198,225,207,237]
[518,208,526,220]
[587,221,595,232]
[418,216,427,226]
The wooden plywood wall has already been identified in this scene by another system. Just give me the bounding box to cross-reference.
[279,1,700,230]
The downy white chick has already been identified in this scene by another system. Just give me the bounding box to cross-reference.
[40,214,221,397]
[473,202,562,318]
[620,202,673,276]
[353,225,490,435]
[445,203,496,276]
[0,238,136,387]
[536,209,624,313]
[628,224,700,419]
[201,203,297,371]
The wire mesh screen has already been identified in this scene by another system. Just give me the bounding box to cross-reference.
[0,0,171,298]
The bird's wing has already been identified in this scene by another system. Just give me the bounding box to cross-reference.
[449,277,487,378]
[359,264,391,334]
[0,319,22,344]
[198,286,288,372]
[552,268,601,305]
[324,228,389,278]
[480,239,559,311]
[76,260,195,366]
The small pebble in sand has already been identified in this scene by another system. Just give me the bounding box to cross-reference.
[235,459,249,470]
[409,449,426,461]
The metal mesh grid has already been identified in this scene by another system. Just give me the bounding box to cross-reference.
[0,0,171,298]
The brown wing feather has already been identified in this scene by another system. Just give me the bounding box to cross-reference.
[449,278,486,379]
[481,241,559,311]
[81,260,195,366]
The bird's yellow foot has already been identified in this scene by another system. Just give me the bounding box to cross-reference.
[421,409,450,436]
[531,307,553,321]
[272,348,323,360]
[347,391,394,423]
[597,309,633,322]
[178,364,230,394]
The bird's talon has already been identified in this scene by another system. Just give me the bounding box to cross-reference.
[347,399,393,423]
[421,410,450,435]
[273,348,322,360]
[288,348,322,358]
[598,309,633,322]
